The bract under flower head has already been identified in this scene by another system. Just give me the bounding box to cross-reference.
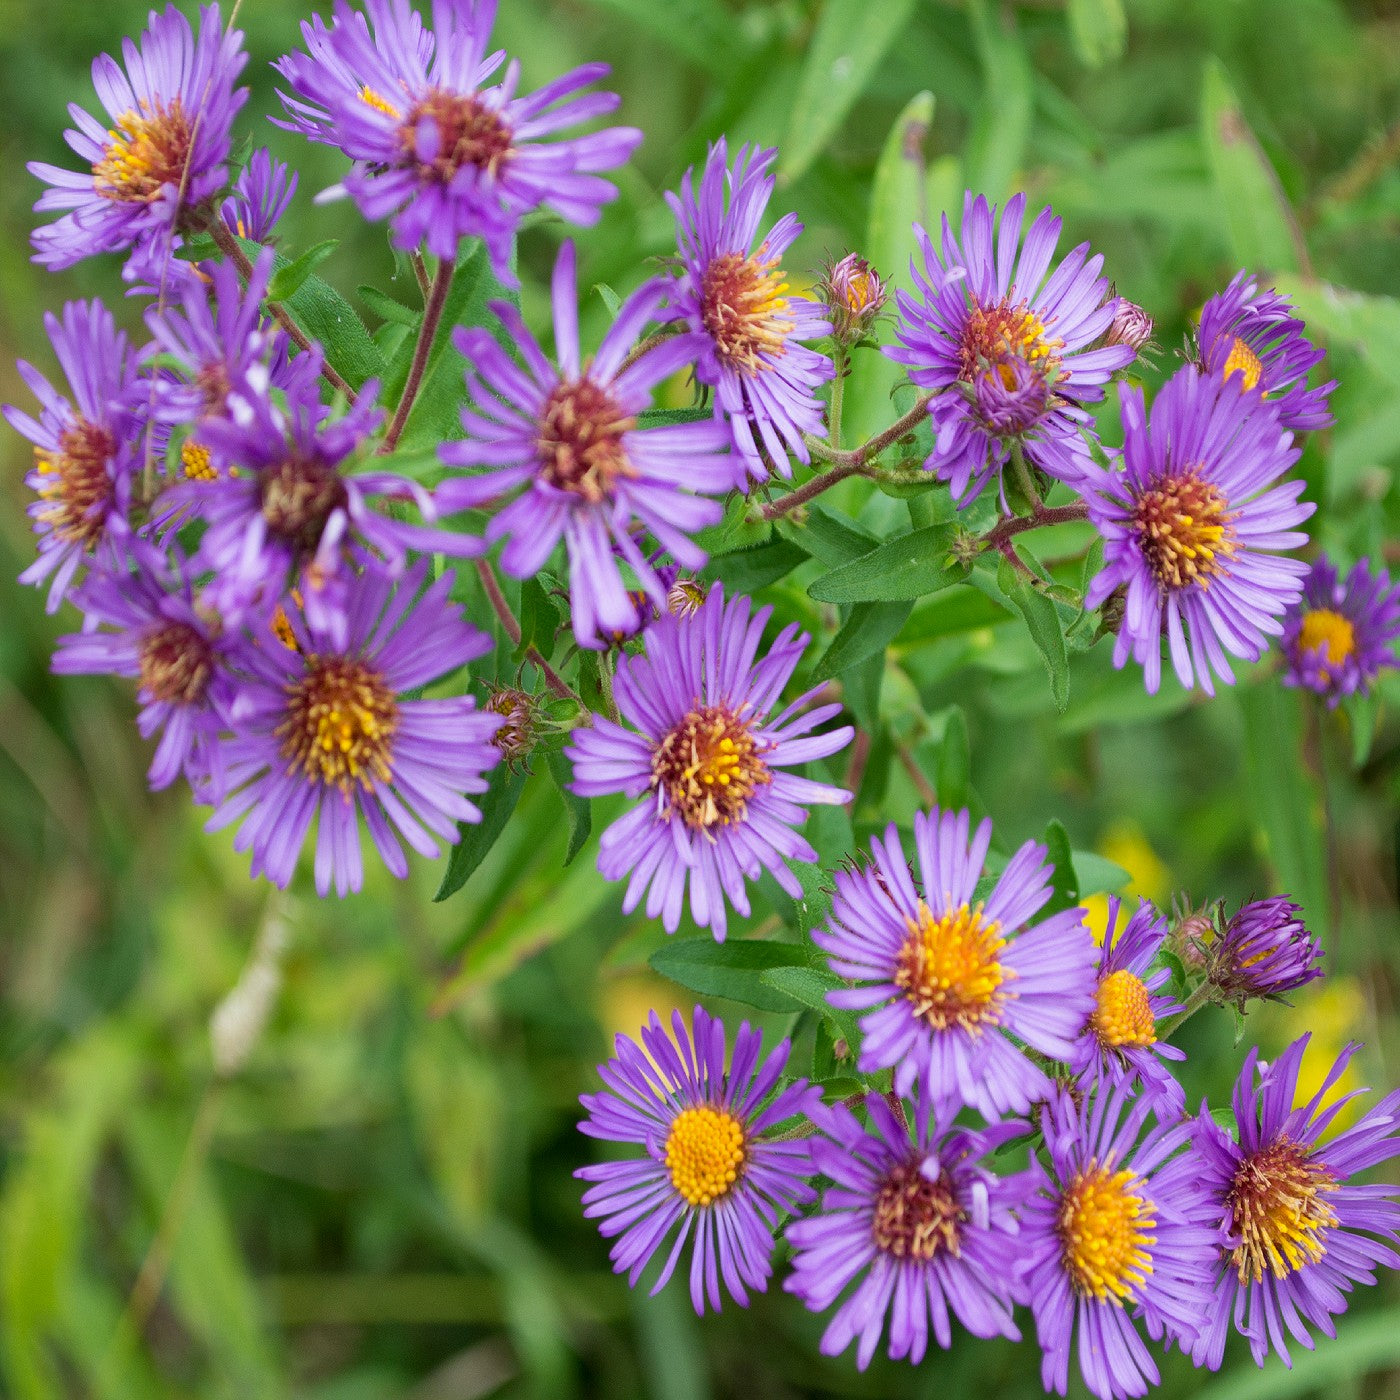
[1281,554,1400,705]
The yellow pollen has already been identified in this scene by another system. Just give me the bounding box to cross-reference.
[181,440,216,481]
[700,249,794,372]
[270,603,300,652]
[961,299,1064,384]
[1226,1137,1338,1284]
[1222,337,1264,392]
[665,1106,745,1207]
[1058,1161,1157,1304]
[651,705,772,831]
[1092,970,1157,1048]
[1298,609,1356,670]
[894,899,1008,1033]
[277,655,399,793]
[92,100,192,204]
[1133,470,1237,592]
[359,85,402,118]
[843,271,877,314]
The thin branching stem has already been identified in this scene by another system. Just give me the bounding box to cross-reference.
[475,559,578,703]
[381,258,454,453]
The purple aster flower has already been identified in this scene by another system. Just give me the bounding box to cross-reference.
[664,140,834,485]
[1067,897,1186,1116]
[885,192,1135,507]
[1207,896,1324,1007]
[273,0,641,278]
[221,148,299,244]
[565,587,853,941]
[1282,555,1400,705]
[1191,1035,1400,1370]
[576,1005,819,1314]
[436,241,731,648]
[815,806,1097,1117]
[1197,272,1336,432]
[52,542,242,797]
[784,1092,1027,1367]
[29,4,248,271]
[1020,1086,1221,1400]
[1081,367,1313,695]
[3,299,150,611]
[206,561,501,896]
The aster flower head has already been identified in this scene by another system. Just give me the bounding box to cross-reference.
[273,0,641,279]
[817,252,888,345]
[815,806,1098,1117]
[1020,1086,1221,1400]
[1197,272,1336,432]
[1082,367,1313,695]
[565,587,853,941]
[784,1092,1027,1369]
[1191,1036,1400,1370]
[437,242,732,648]
[207,561,501,896]
[221,148,299,244]
[4,299,150,611]
[29,4,248,272]
[885,192,1135,508]
[577,1005,819,1315]
[1067,897,1186,1115]
[664,140,834,485]
[1208,896,1324,1007]
[1282,555,1400,705]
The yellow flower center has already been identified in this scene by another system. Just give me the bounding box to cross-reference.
[34,420,117,548]
[651,705,772,831]
[277,656,400,793]
[92,100,193,205]
[871,1160,965,1260]
[1298,609,1356,670]
[1092,970,1157,1048]
[181,440,216,481]
[1226,1136,1338,1283]
[1221,336,1264,392]
[537,377,637,503]
[665,1106,745,1207]
[960,299,1064,385]
[138,621,213,706]
[894,899,1008,1033]
[1058,1161,1157,1304]
[700,249,794,372]
[1133,470,1237,591]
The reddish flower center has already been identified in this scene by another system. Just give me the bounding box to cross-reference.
[33,420,117,548]
[1225,1136,1338,1283]
[871,1160,965,1261]
[651,704,771,830]
[537,377,637,503]
[138,621,214,706]
[894,899,1007,1033]
[196,361,232,418]
[278,655,400,792]
[1132,471,1236,591]
[92,100,193,205]
[959,298,1063,386]
[699,250,794,372]
[259,454,348,553]
[397,88,514,184]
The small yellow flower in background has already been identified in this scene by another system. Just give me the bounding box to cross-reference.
[1258,977,1370,1137]
[1082,821,1173,945]
[600,971,692,1054]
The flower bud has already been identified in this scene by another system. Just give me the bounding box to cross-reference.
[1104,298,1154,354]
[486,685,541,767]
[819,253,888,344]
[667,577,707,618]
[1208,896,1324,1005]
[1167,899,1217,971]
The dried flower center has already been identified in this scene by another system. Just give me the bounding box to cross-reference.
[1298,609,1356,669]
[871,1160,965,1261]
[486,686,536,765]
[181,440,216,481]
[398,88,514,184]
[1221,336,1264,392]
[894,899,1007,1032]
[700,250,794,372]
[1092,969,1157,1048]
[665,1106,745,1207]
[1133,471,1236,591]
[960,298,1063,385]
[34,420,117,548]
[195,361,232,418]
[1225,1136,1338,1283]
[667,578,707,618]
[651,705,772,830]
[1058,1161,1157,1304]
[537,378,637,502]
[138,621,213,706]
[278,655,400,792]
[92,100,193,204]
[259,454,348,553]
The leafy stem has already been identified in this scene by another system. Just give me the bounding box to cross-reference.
[1157,981,1217,1040]
[381,257,455,454]
[475,558,578,703]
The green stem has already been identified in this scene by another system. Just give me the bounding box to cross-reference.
[828,348,848,452]
[1157,981,1216,1040]
[597,653,620,724]
[381,258,454,454]
[1010,442,1043,511]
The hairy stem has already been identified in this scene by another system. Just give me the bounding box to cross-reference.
[616,329,674,377]
[805,392,934,469]
[828,349,848,452]
[382,258,455,454]
[758,460,870,520]
[475,559,577,702]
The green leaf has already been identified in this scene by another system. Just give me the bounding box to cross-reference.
[266,239,338,303]
[1201,58,1305,274]
[780,0,919,182]
[705,538,809,594]
[579,0,733,74]
[759,966,863,1050]
[1043,819,1080,916]
[638,407,714,428]
[434,766,529,901]
[813,600,913,682]
[1072,851,1131,896]
[1347,691,1379,768]
[648,939,808,1012]
[594,282,622,319]
[545,751,591,866]
[996,558,1070,711]
[936,707,971,811]
[358,283,422,328]
[777,503,876,568]
[1067,0,1127,67]
[965,0,1033,203]
[1271,277,1400,388]
[808,524,963,603]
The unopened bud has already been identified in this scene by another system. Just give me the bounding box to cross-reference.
[1104,298,1154,354]
[486,685,540,767]
[667,577,707,618]
[1208,896,1324,1006]
[1168,898,1218,971]
[819,253,888,344]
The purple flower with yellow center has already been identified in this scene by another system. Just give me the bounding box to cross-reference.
[885,192,1135,508]
[784,1092,1027,1368]
[565,587,853,941]
[1067,896,1186,1116]
[1082,367,1313,695]
[53,542,241,797]
[1197,272,1335,432]
[207,561,501,896]
[1282,555,1400,705]
[1207,896,1323,1007]
[4,299,149,612]
[1190,1036,1400,1370]
[222,148,298,244]
[815,807,1097,1117]
[436,242,731,648]
[273,0,640,278]
[29,4,248,271]
[1020,1086,1221,1400]
[576,1005,819,1315]
[664,140,833,485]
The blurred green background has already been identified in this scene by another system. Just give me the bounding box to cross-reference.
[1,0,1399,1396]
